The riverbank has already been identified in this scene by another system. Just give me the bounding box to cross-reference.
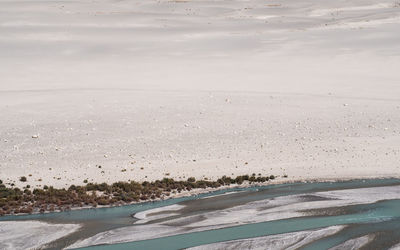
[2,174,399,217]
[0,174,278,216]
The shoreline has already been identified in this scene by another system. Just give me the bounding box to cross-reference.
[2,175,400,219]
[0,174,278,217]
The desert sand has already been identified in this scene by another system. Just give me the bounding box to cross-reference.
[0,0,400,188]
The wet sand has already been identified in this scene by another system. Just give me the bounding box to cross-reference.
[0,221,80,250]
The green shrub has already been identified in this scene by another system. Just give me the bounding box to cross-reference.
[0,173,276,216]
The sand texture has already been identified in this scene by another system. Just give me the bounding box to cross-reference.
[0,0,400,188]
[0,220,81,250]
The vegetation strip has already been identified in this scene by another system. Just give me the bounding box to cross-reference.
[0,174,277,216]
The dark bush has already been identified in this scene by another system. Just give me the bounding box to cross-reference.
[0,173,276,215]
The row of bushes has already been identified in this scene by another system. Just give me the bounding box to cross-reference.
[0,174,276,216]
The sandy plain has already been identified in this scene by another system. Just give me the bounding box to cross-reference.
[0,0,400,188]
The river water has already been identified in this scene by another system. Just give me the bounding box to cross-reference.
[2,179,400,249]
